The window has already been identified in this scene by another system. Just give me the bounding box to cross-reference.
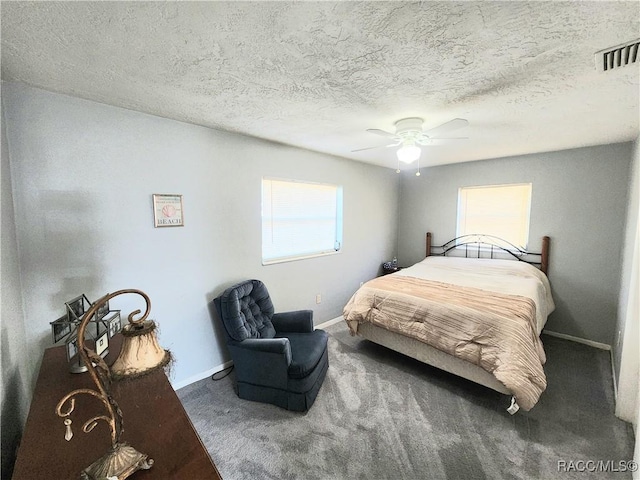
[457,183,532,249]
[262,178,343,264]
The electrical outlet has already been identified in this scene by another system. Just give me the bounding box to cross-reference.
[316,294,322,304]
[617,330,622,347]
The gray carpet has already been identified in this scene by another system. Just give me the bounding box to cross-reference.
[178,321,635,480]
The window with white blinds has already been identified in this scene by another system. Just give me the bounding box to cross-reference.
[262,178,343,264]
[457,183,532,249]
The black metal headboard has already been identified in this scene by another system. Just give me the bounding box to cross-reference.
[425,232,550,274]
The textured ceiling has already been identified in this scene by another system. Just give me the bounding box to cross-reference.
[2,1,639,169]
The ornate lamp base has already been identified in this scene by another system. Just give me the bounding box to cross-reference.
[81,443,153,480]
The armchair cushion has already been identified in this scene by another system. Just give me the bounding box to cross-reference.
[278,330,328,379]
[218,279,276,341]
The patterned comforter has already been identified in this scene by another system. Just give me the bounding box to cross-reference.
[343,257,554,410]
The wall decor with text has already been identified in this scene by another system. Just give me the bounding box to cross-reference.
[153,194,184,227]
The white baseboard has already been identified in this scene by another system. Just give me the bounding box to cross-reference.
[171,360,234,391]
[543,330,612,351]
[171,327,615,393]
[172,317,344,390]
[316,316,344,329]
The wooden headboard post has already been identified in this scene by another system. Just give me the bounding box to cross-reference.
[426,232,432,258]
[541,236,550,275]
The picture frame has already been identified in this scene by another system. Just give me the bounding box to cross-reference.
[153,194,184,228]
[66,333,89,374]
[96,299,110,320]
[95,331,109,357]
[106,311,122,338]
[65,294,91,322]
[66,335,79,362]
[50,315,73,343]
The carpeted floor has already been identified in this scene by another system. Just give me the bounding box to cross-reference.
[178,321,635,480]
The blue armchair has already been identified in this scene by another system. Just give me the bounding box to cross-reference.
[213,279,329,411]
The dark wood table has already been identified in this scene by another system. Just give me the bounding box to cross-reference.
[12,338,222,479]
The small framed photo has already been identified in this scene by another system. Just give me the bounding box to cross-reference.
[95,331,109,357]
[51,315,73,343]
[66,335,79,362]
[153,194,184,227]
[65,294,91,322]
[95,299,110,320]
[106,311,122,337]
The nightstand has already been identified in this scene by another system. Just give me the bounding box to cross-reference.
[382,264,403,275]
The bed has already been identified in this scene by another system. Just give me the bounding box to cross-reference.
[343,232,555,413]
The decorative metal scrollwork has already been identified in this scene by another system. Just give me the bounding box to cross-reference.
[55,289,154,480]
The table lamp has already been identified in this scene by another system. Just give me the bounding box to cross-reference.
[55,288,169,480]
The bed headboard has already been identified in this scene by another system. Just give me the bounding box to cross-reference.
[425,232,550,274]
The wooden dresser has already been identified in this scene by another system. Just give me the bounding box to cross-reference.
[12,339,222,479]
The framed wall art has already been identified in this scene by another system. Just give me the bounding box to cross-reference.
[153,194,184,227]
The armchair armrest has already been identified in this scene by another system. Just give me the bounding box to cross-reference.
[239,338,291,357]
[228,338,291,388]
[229,338,292,364]
[272,310,314,333]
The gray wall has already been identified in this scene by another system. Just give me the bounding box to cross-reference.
[398,144,632,345]
[613,137,639,426]
[1,94,29,478]
[615,138,639,379]
[2,82,399,394]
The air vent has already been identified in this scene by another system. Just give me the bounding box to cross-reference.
[595,39,640,72]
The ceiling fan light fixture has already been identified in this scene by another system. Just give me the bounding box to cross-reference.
[355,116,468,167]
[396,142,421,163]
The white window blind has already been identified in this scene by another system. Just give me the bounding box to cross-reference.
[457,183,532,249]
[262,178,343,264]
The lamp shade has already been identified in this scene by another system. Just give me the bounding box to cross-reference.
[396,143,421,163]
[111,320,170,379]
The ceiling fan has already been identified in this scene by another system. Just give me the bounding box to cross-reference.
[353,117,469,170]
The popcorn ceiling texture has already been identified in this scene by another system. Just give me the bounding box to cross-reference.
[1,1,638,168]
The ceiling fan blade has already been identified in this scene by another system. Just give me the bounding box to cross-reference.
[423,118,469,137]
[366,128,400,139]
[351,144,393,152]
[423,137,469,146]
[427,136,468,141]
[415,134,468,145]
[352,140,401,152]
